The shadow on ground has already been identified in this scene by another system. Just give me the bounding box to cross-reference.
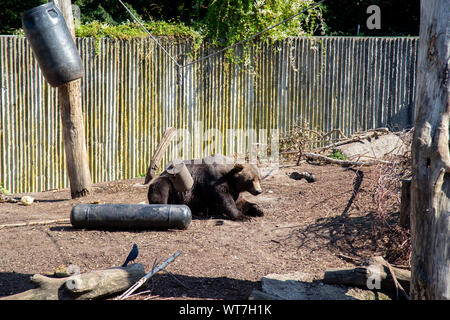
[281,211,400,259]
[0,271,259,300]
[0,272,34,297]
[144,273,260,300]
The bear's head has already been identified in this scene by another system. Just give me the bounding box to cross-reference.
[227,163,262,196]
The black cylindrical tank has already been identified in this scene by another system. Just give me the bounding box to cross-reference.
[70,204,192,230]
[21,2,83,87]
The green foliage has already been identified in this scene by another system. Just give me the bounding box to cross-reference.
[75,20,200,40]
[328,150,347,161]
[201,0,325,48]
[0,185,10,195]
[0,0,46,34]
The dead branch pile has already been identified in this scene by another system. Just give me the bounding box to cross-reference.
[371,129,413,266]
[280,118,393,167]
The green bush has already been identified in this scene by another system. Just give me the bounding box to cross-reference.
[0,185,10,195]
[328,150,347,161]
[75,20,200,40]
[201,0,325,47]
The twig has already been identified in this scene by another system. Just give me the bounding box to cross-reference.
[336,253,362,265]
[0,219,70,230]
[144,294,160,300]
[384,259,410,300]
[116,251,182,300]
[123,290,152,299]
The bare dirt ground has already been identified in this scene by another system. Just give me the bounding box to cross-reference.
[0,161,404,300]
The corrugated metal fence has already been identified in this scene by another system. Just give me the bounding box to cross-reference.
[0,36,418,193]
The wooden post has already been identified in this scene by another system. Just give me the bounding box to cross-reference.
[399,179,411,229]
[410,0,450,300]
[53,0,92,198]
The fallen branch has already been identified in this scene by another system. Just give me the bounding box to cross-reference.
[0,264,145,300]
[307,128,389,154]
[116,251,182,300]
[323,256,410,297]
[383,257,410,300]
[0,218,70,230]
[304,153,390,167]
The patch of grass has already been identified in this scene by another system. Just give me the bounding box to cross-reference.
[328,150,347,160]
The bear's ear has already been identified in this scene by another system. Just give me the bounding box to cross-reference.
[233,163,244,172]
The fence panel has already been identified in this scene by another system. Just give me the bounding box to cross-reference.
[0,36,418,193]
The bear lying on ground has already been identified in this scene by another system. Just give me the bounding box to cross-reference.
[147,155,264,220]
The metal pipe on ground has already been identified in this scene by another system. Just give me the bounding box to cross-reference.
[70,204,192,230]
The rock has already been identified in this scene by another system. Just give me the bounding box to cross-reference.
[260,272,356,300]
[20,196,34,206]
[254,271,391,300]
[336,133,409,161]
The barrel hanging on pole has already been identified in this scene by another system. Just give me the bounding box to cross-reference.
[21,2,83,87]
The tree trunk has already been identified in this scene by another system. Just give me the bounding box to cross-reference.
[53,0,92,198]
[410,0,450,300]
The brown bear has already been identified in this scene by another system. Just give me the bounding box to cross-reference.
[147,155,263,220]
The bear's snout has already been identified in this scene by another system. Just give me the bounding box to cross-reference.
[249,180,262,195]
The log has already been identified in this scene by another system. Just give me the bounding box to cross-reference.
[0,264,145,300]
[144,127,178,184]
[52,0,92,199]
[323,256,410,294]
[304,152,390,167]
[399,179,411,229]
[410,0,450,300]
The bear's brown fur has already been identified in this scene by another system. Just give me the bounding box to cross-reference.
[147,155,263,220]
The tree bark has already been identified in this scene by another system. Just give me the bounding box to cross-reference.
[410,0,450,300]
[53,0,92,198]
[399,179,411,229]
